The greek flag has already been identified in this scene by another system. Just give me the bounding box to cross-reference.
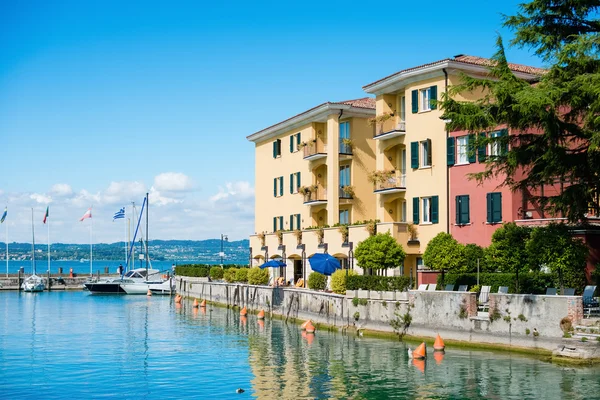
[113,207,125,221]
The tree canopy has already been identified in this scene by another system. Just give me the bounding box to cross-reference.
[423,233,467,273]
[354,232,406,271]
[486,223,532,292]
[440,0,600,222]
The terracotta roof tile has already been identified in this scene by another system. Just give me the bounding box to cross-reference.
[363,54,545,89]
[334,97,376,109]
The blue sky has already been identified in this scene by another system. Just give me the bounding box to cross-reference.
[0,0,543,243]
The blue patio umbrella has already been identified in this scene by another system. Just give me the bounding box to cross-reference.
[260,259,286,269]
[308,253,341,276]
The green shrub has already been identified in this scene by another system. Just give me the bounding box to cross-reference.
[235,268,249,283]
[439,272,556,294]
[352,297,359,307]
[346,275,410,292]
[308,272,327,291]
[247,267,269,285]
[331,269,358,294]
[224,268,238,283]
[210,266,224,280]
[358,298,369,306]
[174,265,209,277]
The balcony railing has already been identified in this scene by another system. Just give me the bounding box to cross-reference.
[303,142,327,160]
[374,116,406,140]
[339,186,353,199]
[374,173,406,192]
[303,187,327,204]
[339,140,353,155]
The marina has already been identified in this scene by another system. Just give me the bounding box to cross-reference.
[1,291,599,399]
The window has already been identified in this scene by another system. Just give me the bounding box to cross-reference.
[420,87,432,112]
[401,200,407,222]
[272,139,281,158]
[420,139,432,167]
[489,130,508,157]
[289,172,301,194]
[272,216,284,232]
[487,192,502,223]
[422,197,432,223]
[289,213,301,230]
[339,209,349,225]
[456,136,468,164]
[273,176,284,197]
[416,257,424,270]
[456,195,470,225]
[339,122,351,154]
[399,96,406,122]
[289,133,301,153]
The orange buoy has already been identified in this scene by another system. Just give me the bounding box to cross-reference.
[412,342,427,359]
[305,322,316,334]
[147,289,152,296]
[257,310,265,319]
[300,320,312,330]
[433,334,445,352]
[240,306,247,316]
[257,319,265,329]
[193,298,199,308]
[200,299,206,307]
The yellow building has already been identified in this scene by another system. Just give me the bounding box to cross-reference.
[362,54,544,276]
[246,98,377,282]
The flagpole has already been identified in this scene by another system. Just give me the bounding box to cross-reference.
[5,216,8,278]
[47,211,50,273]
[90,208,93,277]
[124,206,127,267]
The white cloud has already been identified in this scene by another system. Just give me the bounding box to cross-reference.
[149,187,184,206]
[30,193,52,204]
[51,183,73,197]
[153,172,194,192]
[210,181,254,202]
[103,181,147,205]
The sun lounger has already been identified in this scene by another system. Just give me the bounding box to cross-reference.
[458,285,468,292]
[417,284,428,291]
[478,286,491,312]
[563,288,575,296]
[427,284,437,291]
[545,287,557,295]
[498,286,509,294]
[444,284,455,291]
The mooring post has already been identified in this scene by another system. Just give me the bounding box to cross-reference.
[47,270,51,291]
[18,270,21,292]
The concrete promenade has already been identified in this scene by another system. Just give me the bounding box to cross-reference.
[176,277,600,362]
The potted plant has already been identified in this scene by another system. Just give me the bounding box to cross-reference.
[257,232,266,247]
[365,220,377,236]
[338,224,349,243]
[293,229,302,245]
[297,141,307,150]
[341,185,355,198]
[368,112,394,135]
[407,223,419,243]
[316,227,325,244]
[341,138,353,149]
[276,230,284,245]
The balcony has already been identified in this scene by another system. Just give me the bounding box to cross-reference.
[339,186,354,200]
[374,116,406,140]
[377,222,420,254]
[373,173,406,194]
[339,140,353,156]
[303,187,327,206]
[303,142,327,161]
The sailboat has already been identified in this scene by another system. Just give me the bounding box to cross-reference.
[22,208,45,292]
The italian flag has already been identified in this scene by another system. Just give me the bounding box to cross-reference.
[43,206,49,224]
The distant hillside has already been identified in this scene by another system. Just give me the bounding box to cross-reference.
[0,239,250,263]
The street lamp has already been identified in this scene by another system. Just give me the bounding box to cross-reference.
[220,234,228,267]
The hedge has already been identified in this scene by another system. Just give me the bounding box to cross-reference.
[210,266,224,280]
[438,272,557,294]
[174,264,248,277]
[308,272,327,291]
[247,267,269,285]
[346,275,411,292]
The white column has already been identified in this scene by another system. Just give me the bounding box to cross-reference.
[326,114,340,226]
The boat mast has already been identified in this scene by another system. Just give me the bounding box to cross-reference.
[31,208,36,275]
[145,192,149,280]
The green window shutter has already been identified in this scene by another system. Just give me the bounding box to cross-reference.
[427,139,432,166]
[296,172,301,190]
[279,177,283,197]
[412,197,420,224]
[273,217,277,232]
[455,196,461,224]
[430,85,437,110]
[274,178,277,197]
[486,193,492,223]
[410,141,419,168]
[463,195,470,224]
[500,129,509,155]
[431,195,439,224]
[411,90,418,113]
[290,135,294,153]
[289,173,293,193]
[296,133,301,147]
[296,214,301,230]
[280,216,284,230]
[273,141,277,158]
[478,132,487,163]
[447,137,455,166]
[290,214,294,230]
[468,134,477,163]
[492,193,502,223]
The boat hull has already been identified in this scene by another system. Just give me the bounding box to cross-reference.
[120,281,166,295]
[84,282,127,294]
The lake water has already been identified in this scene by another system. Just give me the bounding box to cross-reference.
[1,291,599,399]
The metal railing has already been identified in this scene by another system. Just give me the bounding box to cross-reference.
[303,187,327,203]
[374,173,406,191]
[303,142,327,158]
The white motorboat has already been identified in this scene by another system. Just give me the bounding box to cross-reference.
[84,268,161,294]
[22,208,45,293]
[120,276,170,295]
[148,277,175,295]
